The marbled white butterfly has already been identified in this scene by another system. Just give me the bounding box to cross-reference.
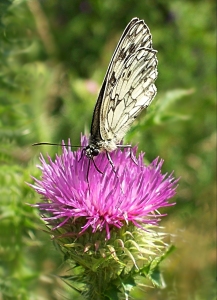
[85,17,158,164]
[33,18,157,172]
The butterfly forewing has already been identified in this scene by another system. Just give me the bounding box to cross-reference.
[87,18,158,157]
[33,18,158,176]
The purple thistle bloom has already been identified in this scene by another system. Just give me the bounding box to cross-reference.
[30,135,178,240]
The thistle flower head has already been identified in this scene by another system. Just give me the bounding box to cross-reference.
[29,135,179,296]
[30,135,178,240]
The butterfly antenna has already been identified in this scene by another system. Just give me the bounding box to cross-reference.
[32,142,85,148]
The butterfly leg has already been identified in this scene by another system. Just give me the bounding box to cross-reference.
[106,151,117,173]
[117,144,138,165]
[92,159,103,174]
[86,159,91,185]
[86,159,103,184]
[129,147,138,165]
[78,148,85,162]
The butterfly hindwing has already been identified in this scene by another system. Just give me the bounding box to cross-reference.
[104,48,157,142]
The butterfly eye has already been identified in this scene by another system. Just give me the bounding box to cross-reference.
[92,149,100,156]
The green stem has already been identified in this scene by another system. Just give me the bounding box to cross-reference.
[84,268,111,300]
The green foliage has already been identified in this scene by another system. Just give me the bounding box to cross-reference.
[0,0,215,299]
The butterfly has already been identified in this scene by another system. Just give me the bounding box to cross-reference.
[84,17,158,167]
[33,18,158,174]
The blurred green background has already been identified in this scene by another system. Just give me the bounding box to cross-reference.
[0,0,215,299]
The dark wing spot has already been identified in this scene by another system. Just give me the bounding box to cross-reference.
[140,36,151,48]
[109,71,117,86]
[127,70,132,78]
[119,48,126,60]
[128,43,136,55]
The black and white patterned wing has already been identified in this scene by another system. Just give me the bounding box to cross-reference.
[90,18,158,144]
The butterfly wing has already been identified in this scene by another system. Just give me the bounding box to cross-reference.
[90,18,158,145]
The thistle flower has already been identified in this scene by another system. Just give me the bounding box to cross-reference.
[29,135,178,299]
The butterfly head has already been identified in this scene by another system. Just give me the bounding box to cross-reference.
[85,144,100,159]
